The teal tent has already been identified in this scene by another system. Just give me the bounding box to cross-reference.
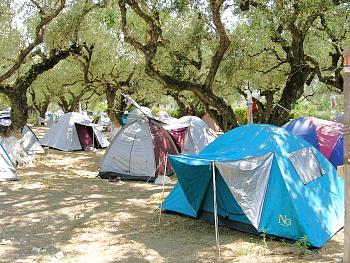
[162,124,344,248]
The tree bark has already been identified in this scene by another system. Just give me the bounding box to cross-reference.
[105,84,122,128]
[29,88,51,119]
[38,101,50,119]
[268,64,310,125]
[6,89,28,133]
[58,95,80,112]
[268,32,312,125]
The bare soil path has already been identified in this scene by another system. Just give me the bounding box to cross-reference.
[0,126,344,262]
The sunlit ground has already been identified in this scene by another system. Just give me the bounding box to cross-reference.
[0,126,344,263]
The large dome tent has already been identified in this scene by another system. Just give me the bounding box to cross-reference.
[99,94,215,182]
[162,124,344,248]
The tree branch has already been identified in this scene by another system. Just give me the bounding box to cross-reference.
[205,0,230,89]
[119,1,147,53]
[15,43,81,92]
[255,61,287,74]
[118,0,238,130]
[0,0,65,83]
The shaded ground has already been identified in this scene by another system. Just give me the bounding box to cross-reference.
[0,126,344,263]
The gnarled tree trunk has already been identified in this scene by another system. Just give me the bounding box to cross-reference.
[0,44,80,135]
[118,0,238,131]
[105,84,122,128]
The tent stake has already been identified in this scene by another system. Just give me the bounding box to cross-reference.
[212,161,220,257]
[158,155,168,225]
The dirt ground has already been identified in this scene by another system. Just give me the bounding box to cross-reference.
[0,126,344,263]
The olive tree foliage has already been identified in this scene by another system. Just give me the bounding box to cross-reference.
[27,0,109,117]
[84,5,173,126]
[117,0,239,131]
[232,0,350,125]
[0,0,86,134]
[29,2,167,127]
[293,82,344,120]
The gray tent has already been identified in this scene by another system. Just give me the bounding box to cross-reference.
[41,112,109,151]
[99,118,178,182]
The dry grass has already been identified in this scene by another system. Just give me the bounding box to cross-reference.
[0,126,344,263]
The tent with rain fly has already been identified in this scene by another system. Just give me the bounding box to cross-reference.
[22,125,45,155]
[41,112,109,151]
[283,116,344,167]
[0,142,17,181]
[162,124,344,248]
[99,117,179,182]
[164,116,217,154]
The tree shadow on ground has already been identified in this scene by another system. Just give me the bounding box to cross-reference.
[0,133,344,263]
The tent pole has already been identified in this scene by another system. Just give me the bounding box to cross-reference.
[212,161,220,257]
[158,155,168,224]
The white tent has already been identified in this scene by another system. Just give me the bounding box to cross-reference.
[41,112,109,151]
[202,113,222,133]
[0,143,17,181]
[99,118,178,182]
[164,116,217,154]
[22,125,45,155]
[97,113,111,127]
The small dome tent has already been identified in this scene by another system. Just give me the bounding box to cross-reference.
[99,118,179,182]
[0,142,17,181]
[165,116,217,154]
[41,112,109,151]
[162,124,344,248]
[0,110,44,155]
[283,116,344,167]
[22,125,45,155]
[202,113,222,133]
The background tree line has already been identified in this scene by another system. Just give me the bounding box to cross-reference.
[0,0,349,134]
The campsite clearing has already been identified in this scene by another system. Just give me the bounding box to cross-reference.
[0,127,344,262]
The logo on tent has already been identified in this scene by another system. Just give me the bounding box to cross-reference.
[278,214,292,227]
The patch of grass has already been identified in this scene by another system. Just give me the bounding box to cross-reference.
[260,228,268,248]
[42,176,53,189]
[70,204,89,230]
[295,235,310,256]
[235,244,254,257]
[280,238,288,247]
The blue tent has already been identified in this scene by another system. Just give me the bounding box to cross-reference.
[283,116,344,167]
[162,124,344,248]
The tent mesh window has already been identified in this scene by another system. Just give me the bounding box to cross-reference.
[288,148,325,184]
